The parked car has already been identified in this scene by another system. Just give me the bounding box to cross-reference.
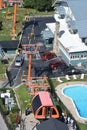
[49,60,65,69]
[15,55,24,67]
[41,52,56,60]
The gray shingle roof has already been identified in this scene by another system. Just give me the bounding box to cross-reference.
[67,0,87,38]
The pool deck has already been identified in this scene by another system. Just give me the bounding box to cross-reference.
[55,81,87,124]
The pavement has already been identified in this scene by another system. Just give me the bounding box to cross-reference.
[16,113,39,130]
[0,112,9,130]
[15,113,75,130]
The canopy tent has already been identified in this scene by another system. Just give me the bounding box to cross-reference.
[36,118,69,130]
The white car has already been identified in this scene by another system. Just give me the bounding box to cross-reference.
[15,55,24,67]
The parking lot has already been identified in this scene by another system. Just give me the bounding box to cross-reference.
[7,16,86,86]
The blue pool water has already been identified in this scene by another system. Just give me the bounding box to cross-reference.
[63,84,87,118]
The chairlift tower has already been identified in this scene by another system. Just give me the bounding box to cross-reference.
[8,0,23,40]
[22,44,49,95]
[0,0,2,9]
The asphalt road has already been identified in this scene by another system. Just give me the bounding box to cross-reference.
[5,16,86,87]
[21,16,55,45]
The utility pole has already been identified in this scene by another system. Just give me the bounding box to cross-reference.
[53,21,60,56]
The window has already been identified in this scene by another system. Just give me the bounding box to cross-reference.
[73,56,74,59]
[70,56,72,59]
[81,55,83,58]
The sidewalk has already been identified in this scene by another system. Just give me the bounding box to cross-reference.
[0,112,9,130]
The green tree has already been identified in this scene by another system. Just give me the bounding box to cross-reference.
[24,0,53,11]
[34,0,53,11]
[24,0,34,8]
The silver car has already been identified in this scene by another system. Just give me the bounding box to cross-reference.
[15,55,24,67]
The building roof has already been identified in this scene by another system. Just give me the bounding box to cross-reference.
[46,14,87,53]
[67,0,87,20]
[76,20,87,38]
[67,0,87,38]
[36,118,69,130]
[1,92,10,98]
[41,28,54,40]
[0,41,19,49]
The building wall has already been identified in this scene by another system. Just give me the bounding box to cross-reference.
[60,46,87,67]
[59,41,70,65]
[7,50,16,54]
[70,51,87,67]
[60,49,70,65]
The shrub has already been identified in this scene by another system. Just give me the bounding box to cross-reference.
[0,98,9,115]
[11,105,20,113]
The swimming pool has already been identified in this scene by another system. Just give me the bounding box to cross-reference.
[63,84,87,118]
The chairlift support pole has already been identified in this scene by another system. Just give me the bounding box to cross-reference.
[8,0,23,40]
[22,44,49,95]
[0,0,2,9]
[12,3,17,39]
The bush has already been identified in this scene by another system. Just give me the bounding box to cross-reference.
[9,112,18,124]
[11,105,20,113]
[0,98,9,115]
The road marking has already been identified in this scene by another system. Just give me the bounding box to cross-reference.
[14,67,22,80]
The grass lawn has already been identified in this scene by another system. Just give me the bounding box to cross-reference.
[77,123,87,130]
[0,61,7,80]
[15,84,32,112]
[0,6,54,40]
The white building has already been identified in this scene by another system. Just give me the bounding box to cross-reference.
[47,0,87,68]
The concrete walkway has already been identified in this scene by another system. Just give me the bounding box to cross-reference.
[55,81,87,124]
[15,113,39,130]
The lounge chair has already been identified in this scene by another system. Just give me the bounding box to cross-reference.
[57,77,63,83]
[65,75,70,80]
[73,75,77,80]
[80,73,84,79]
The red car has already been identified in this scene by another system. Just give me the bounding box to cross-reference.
[49,60,65,69]
[41,52,56,60]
